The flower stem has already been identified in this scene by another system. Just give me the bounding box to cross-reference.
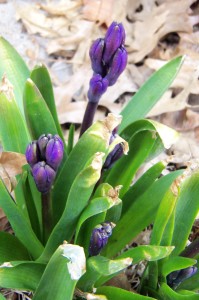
[41,192,52,244]
[80,102,98,137]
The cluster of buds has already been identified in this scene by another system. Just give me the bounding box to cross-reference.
[25,134,64,194]
[88,21,127,103]
[89,222,115,256]
[167,266,197,289]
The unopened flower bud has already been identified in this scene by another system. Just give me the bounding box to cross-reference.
[87,74,109,103]
[167,266,198,289]
[46,135,64,170]
[105,46,127,86]
[103,143,124,170]
[89,222,115,256]
[32,161,56,194]
[37,134,53,159]
[103,22,125,64]
[25,141,39,167]
[89,38,106,75]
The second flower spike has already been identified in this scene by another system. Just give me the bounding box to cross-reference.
[25,133,64,194]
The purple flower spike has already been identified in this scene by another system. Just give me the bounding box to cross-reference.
[89,222,115,256]
[25,141,39,167]
[89,38,105,75]
[87,74,109,103]
[46,135,64,170]
[37,134,53,159]
[105,46,127,86]
[103,22,125,64]
[32,161,56,194]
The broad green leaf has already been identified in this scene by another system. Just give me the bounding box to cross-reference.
[120,119,178,150]
[75,194,121,245]
[171,172,199,256]
[151,188,178,246]
[77,256,132,291]
[158,283,199,299]
[97,287,156,300]
[106,130,157,197]
[0,261,45,291]
[122,161,166,215]
[102,170,183,258]
[117,245,174,263]
[119,56,184,132]
[0,232,30,263]
[0,81,29,153]
[76,183,115,255]
[30,64,64,140]
[161,256,197,277]
[23,79,58,140]
[0,37,29,115]
[0,179,44,259]
[39,152,104,263]
[0,294,6,299]
[52,113,122,224]
[33,244,86,300]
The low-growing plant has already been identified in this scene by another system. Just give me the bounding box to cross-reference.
[0,22,199,300]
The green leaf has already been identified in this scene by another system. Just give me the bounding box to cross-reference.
[0,84,29,153]
[33,244,86,300]
[102,170,183,258]
[67,124,75,155]
[77,256,132,291]
[30,64,64,140]
[117,245,174,263]
[0,261,45,291]
[119,56,184,132]
[75,194,121,247]
[0,232,30,263]
[97,287,156,300]
[39,152,104,263]
[161,256,197,277]
[171,172,199,256]
[0,294,6,300]
[0,37,29,116]
[151,188,178,246]
[122,161,166,215]
[106,130,157,197]
[0,179,44,259]
[52,114,122,224]
[23,79,58,140]
[158,283,199,299]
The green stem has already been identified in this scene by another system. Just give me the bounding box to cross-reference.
[42,192,52,244]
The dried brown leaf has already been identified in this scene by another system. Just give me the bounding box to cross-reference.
[0,152,26,192]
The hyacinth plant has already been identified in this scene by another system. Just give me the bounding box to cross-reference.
[0,22,199,300]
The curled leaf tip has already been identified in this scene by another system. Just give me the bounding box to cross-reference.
[61,243,86,280]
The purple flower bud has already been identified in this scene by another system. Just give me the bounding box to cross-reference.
[103,22,125,64]
[25,141,39,167]
[46,135,64,170]
[87,74,109,103]
[103,143,124,170]
[89,38,106,75]
[167,266,198,289]
[37,134,53,159]
[105,46,127,86]
[89,222,115,256]
[32,161,56,194]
